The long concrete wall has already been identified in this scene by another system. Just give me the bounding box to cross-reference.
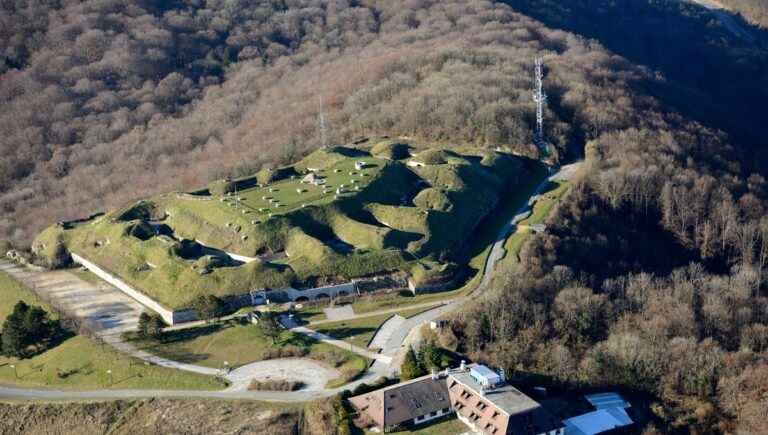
[71,253,183,325]
[72,253,363,324]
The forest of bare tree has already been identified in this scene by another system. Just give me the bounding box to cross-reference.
[2,0,768,432]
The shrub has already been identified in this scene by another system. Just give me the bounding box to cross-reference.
[137,312,165,339]
[413,149,449,165]
[208,178,237,196]
[31,227,71,269]
[190,295,228,320]
[248,379,304,391]
[400,346,426,380]
[258,311,283,344]
[256,166,298,185]
[370,141,411,160]
[262,344,308,359]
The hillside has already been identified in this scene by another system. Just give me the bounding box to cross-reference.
[0,399,336,435]
[3,0,768,432]
[32,141,529,308]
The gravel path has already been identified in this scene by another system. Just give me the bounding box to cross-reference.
[322,305,355,321]
[224,358,339,392]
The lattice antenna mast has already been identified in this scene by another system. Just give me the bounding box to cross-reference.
[532,57,547,149]
[318,91,328,149]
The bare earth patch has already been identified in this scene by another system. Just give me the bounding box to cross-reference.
[225,358,339,392]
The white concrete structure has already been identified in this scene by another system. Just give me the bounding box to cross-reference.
[70,253,190,325]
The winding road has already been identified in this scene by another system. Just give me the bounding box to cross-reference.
[0,162,581,402]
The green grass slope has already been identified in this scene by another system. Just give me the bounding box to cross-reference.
[32,140,530,310]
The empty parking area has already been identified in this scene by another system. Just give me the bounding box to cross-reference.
[0,260,143,340]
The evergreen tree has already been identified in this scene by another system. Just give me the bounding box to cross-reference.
[22,305,50,343]
[146,315,165,338]
[1,309,27,357]
[137,312,152,338]
[259,312,282,344]
[420,341,441,371]
[401,346,426,380]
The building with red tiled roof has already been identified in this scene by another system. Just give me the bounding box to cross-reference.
[349,363,565,435]
[348,373,452,430]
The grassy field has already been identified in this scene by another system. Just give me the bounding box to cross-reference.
[350,290,462,315]
[0,271,225,390]
[126,320,369,387]
[0,269,53,320]
[362,415,467,434]
[314,306,440,348]
[518,180,570,226]
[238,155,385,217]
[499,180,571,268]
[502,230,530,264]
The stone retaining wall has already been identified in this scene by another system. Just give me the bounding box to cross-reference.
[71,253,187,324]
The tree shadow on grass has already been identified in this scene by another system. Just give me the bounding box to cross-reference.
[125,323,228,364]
[314,326,376,341]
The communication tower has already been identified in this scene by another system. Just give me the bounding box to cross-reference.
[532,57,549,155]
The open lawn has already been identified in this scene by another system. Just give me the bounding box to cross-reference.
[0,269,53,320]
[351,290,461,315]
[361,414,467,435]
[499,180,571,268]
[237,156,385,217]
[314,306,440,348]
[518,180,570,226]
[126,320,369,387]
[0,270,225,390]
[502,230,530,264]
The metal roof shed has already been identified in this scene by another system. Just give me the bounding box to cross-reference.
[585,392,631,410]
[563,407,633,435]
[469,364,502,387]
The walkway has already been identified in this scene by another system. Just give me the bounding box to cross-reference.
[281,317,392,364]
[308,300,448,326]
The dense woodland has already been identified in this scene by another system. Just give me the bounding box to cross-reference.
[2,0,768,432]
